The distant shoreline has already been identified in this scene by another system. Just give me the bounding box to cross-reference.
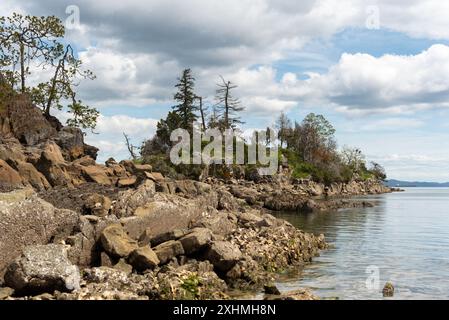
[386,180,449,188]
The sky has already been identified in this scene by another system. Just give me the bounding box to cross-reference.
[1,0,449,182]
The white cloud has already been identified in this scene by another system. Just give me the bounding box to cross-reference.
[299,44,449,114]
[77,48,179,106]
[369,153,449,182]
[85,115,158,162]
[9,1,449,117]
[372,0,449,40]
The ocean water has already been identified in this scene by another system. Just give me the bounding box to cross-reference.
[273,188,449,300]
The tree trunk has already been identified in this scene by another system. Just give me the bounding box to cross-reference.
[20,43,25,93]
[224,82,229,129]
[198,96,206,131]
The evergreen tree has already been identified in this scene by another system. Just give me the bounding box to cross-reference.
[172,68,198,132]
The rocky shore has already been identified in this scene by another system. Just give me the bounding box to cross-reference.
[0,95,391,300]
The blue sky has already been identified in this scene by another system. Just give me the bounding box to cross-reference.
[2,0,449,182]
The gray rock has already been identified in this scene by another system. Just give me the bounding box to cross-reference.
[4,244,80,295]
[205,241,242,272]
[179,228,212,255]
[153,240,185,265]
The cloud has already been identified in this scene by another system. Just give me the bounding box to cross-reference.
[372,0,449,40]
[85,115,158,162]
[9,1,449,117]
[369,153,449,182]
[76,48,179,107]
[300,44,449,114]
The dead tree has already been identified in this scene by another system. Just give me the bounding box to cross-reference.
[123,132,138,160]
[215,76,245,130]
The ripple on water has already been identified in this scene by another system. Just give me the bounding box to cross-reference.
[273,188,449,300]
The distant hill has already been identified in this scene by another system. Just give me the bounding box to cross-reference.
[385,179,449,187]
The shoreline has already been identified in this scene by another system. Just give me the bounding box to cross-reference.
[1,168,391,300]
[0,98,392,300]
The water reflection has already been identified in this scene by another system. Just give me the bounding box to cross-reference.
[272,188,449,300]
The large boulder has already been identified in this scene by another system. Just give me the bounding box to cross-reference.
[4,244,80,295]
[35,141,72,187]
[205,241,243,272]
[54,127,85,160]
[263,189,307,211]
[100,224,138,258]
[229,185,261,205]
[0,140,27,163]
[0,189,79,276]
[120,160,152,176]
[128,247,160,271]
[117,190,219,240]
[191,211,237,236]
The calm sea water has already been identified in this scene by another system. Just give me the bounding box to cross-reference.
[273,188,449,300]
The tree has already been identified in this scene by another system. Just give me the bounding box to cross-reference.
[172,68,198,133]
[369,161,387,180]
[0,13,64,93]
[275,112,292,148]
[123,132,139,160]
[286,114,337,164]
[30,45,98,130]
[1,13,99,131]
[302,113,335,145]
[156,111,182,148]
[215,76,245,130]
[341,146,366,173]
